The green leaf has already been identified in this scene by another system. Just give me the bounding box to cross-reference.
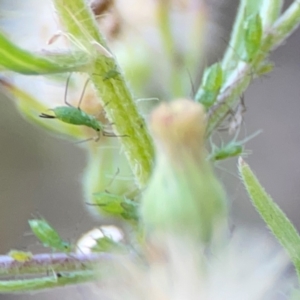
[238,158,300,281]
[53,0,155,188]
[0,30,91,74]
[0,78,84,140]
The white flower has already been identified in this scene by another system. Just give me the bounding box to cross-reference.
[88,229,292,300]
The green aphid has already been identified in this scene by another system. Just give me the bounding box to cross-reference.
[102,68,120,81]
[8,250,33,262]
[28,218,72,252]
[195,63,224,109]
[91,236,127,253]
[209,131,261,161]
[90,192,139,223]
[39,76,116,141]
[243,13,263,62]
[256,62,274,76]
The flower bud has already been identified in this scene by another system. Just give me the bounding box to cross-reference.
[140,99,227,242]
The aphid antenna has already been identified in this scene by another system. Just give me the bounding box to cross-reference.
[136,97,160,103]
[64,73,73,107]
[214,164,241,180]
[105,167,121,189]
[39,112,56,119]
[233,129,262,145]
[77,78,91,109]
[186,67,196,99]
[74,135,99,144]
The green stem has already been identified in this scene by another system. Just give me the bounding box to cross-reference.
[207,0,300,136]
[221,0,248,71]
[0,31,91,74]
[272,0,300,46]
[53,0,154,187]
[0,271,95,293]
[0,253,112,276]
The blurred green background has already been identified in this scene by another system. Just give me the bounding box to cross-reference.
[1,0,300,299]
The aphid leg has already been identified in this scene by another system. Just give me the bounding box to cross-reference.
[217,100,240,132]
[74,131,101,144]
[228,94,247,135]
[74,137,95,144]
[103,131,128,138]
[186,67,196,99]
[104,168,120,192]
[87,168,121,202]
[64,74,74,107]
[217,92,247,133]
[94,131,101,142]
[77,78,91,109]
[47,30,64,45]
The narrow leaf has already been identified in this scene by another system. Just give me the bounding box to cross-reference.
[0,31,90,74]
[0,78,84,140]
[238,157,300,281]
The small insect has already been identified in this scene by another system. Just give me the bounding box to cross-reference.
[76,226,125,254]
[102,68,120,81]
[8,250,33,262]
[88,192,139,222]
[39,75,117,141]
[208,130,261,161]
[90,0,114,16]
[86,168,139,222]
[28,218,72,253]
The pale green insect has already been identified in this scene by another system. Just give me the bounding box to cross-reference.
[87,168,139,223]
[102,67,120,81]
[28,218,72,252]
[76,226,127,254]
[209,130,261,161]
[39,76,116,141]
[195,62,224,109]
[243,13,263,62]
[89,192,139,223]
[8,250,33,262]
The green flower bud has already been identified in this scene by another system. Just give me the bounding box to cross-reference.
[140,99,227,243]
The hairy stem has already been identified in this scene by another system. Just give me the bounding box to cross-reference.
[53,0,154,187]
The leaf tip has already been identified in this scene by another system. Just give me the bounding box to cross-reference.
[238,156,247,167]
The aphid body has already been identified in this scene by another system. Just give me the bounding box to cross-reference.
[39,76,118,141]
[28,219,72,253]
[8,250,33,262]
[210,142,243,161]
[40,106,103,133]
[209,130,261,161]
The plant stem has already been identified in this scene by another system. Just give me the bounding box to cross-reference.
[0,253,112,276]
[53,0,154,187]
[207,0,300,136]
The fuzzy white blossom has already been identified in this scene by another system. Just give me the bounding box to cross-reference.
[83,230,292,300]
